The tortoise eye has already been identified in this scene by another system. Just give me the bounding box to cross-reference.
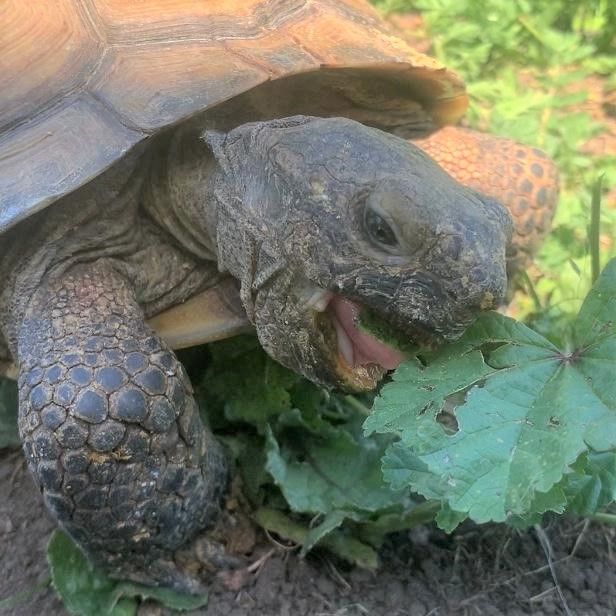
[364,207,399,248]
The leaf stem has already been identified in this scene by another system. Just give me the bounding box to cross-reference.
[520,270,542,311]
[589,511,616,526]
[344,395,372,417]
[517,15,548,46]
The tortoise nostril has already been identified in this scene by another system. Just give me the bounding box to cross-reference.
[478,291,499,310]
[461,265,507,312]
[474,278,508,311]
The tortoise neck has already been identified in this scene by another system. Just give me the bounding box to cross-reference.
[142,128,220,263]
[142,124,282,322]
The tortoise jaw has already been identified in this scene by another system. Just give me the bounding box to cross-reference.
[306,288,406,392]
[314,309,387,391]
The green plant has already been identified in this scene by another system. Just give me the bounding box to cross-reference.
[1,1,614,612]
[366,258,616,531]
[46,531,208,615]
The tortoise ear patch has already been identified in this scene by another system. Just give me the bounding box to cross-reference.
[201,129,226,158]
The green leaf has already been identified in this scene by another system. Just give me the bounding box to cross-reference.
[573,255,616,347]
[196,336,299,430]
[48,530,137,616]
[0,377,19,449]
[254,508,379,569]
[47,531,208,616]
[357,500,440,546]
[381,443,449,500]
[260,402,426,555]
[561,452,616,516]
[506,485,568,529]
[301,510,350,556]
[265,417,407,516]
[434,505,467,533]
[363,347,494,440]
[371,259,616,527]
[114,584,208,612]
[234,435,271,506]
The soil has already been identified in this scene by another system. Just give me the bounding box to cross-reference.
[2,446,615,616]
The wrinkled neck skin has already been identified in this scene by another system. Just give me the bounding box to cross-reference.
[154,116,512,391]
[145,130,219,263]
[145,125,292,320]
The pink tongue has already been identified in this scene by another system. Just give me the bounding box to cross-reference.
[329,296,406,370]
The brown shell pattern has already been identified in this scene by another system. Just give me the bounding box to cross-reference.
[0,0,467,233]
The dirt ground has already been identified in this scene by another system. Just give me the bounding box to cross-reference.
[2,446,615,616]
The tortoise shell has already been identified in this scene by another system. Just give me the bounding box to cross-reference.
[0,0,467,233]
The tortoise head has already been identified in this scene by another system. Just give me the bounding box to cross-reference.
[207,116,512,391]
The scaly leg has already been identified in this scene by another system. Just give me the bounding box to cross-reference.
[15,260,227,592]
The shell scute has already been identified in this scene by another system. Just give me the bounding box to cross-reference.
[0,0,466,230]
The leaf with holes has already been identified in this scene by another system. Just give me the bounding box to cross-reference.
[367,259,616,528]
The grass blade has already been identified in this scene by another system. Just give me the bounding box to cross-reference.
[589,175,604,284]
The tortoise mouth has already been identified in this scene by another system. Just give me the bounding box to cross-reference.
[307,289,408,391]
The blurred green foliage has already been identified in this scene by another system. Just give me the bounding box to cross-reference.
[375,0,615,71]
[372,0,616,345]
[190,336,434,566]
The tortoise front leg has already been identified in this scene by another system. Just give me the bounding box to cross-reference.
[15,261,227,592]
[413,126,559,269]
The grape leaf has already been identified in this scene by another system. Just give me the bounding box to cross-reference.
[368,258,616,528]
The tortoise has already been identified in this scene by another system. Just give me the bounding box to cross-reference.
[0,0,558,593]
